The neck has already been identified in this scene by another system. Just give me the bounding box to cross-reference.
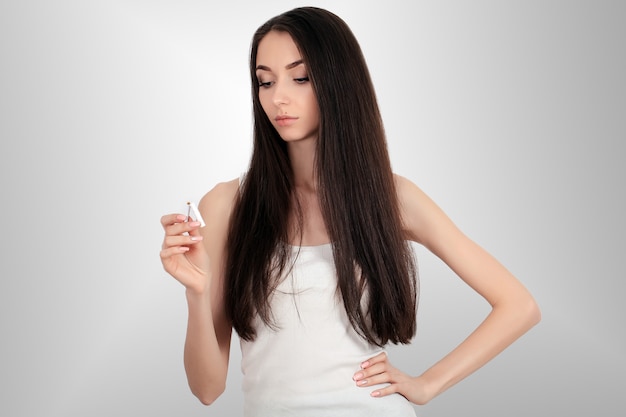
[287,139,317,192]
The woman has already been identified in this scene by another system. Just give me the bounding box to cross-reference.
[160,7,540,416]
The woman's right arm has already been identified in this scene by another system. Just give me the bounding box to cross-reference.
[160,179,239,405]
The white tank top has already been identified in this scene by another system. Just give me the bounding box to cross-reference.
[240,243,417,416]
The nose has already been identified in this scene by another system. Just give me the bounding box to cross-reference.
[272,82,290,107]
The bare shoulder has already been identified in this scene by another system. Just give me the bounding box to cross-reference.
[394,174,427,243]
[393,173,432,202]
[393,173,459,247]
[198,178,240,220]
[196,178,240,247]
[393,173,420,200]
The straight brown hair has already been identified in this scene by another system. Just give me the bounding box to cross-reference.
[225,7,418,347]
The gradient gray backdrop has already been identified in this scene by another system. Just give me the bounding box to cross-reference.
[1,0,624,416]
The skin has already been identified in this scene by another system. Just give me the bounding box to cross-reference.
[160,30,541,406]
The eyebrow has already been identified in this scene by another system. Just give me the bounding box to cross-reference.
[256,59,304,72]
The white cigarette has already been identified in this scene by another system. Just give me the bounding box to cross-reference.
[186,201,206,227]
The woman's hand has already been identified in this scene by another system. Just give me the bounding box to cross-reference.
[159,213,210,294]
[353,352,434,405]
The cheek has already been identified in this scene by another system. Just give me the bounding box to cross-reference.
[303,88,317,110]
[308,93,320,120]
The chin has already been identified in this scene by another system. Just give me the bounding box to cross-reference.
[277,131,318,144]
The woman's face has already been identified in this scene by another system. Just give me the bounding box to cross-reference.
[255,31,320,144]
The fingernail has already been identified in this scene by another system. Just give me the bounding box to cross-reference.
[189,221,201,227]
[190,236,203,241]
[358,380,368,386]
[353,372,363,380]
[371,391,380,397]
[361,361,369,368]
[176,215,187,221]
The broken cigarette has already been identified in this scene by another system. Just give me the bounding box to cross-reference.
[186,201,206,227]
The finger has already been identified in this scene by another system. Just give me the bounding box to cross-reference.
[164,220,203,237]
[360,351,387,369]
[354,370,392,388]
[162,234,204,250]
[188,221,203,237]
[159,246,190,263]
[370,383,399,398]
[161,213,187,228]
[354,362,387,382]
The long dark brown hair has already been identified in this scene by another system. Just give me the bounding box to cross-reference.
[225,7,418,347]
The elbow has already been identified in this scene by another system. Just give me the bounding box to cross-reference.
[528,297,542,327]
[519,295,541,329]
[197,395,217,407]
[192,383,226,406]
[496,292,541,331]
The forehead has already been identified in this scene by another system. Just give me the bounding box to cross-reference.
[256,31,302,67]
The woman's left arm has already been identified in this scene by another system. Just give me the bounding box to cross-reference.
[354,175,541,404]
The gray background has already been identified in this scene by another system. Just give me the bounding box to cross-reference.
[1,0,624,415]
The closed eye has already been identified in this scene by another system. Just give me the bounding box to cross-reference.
[258,81,273,88]
[294,77,309,84]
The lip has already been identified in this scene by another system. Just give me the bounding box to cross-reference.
[275,115,298,127]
